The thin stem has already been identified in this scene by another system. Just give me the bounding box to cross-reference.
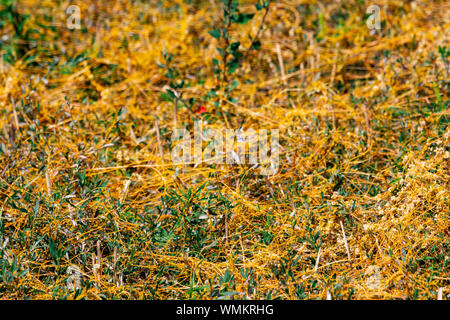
[242,1,271,62]
[173,96,178,130]
[220,0,233,127]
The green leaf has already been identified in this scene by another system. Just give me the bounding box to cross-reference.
[227,58,240,74]
[33,200,40,216]
[48,240,58,262]
[219,291,240,297]
[208,29,221,39]
[230,41,240,52]
[160,92,173,102]
[230,80,239,90]
[166,89,176,99]
[236,13,254,24]
[252,40,261,50]
[432,83,442,107]
[256,0,270,10]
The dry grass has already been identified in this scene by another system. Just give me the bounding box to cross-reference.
[0,0,448,299]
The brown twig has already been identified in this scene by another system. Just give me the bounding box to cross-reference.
[113,246,118,286]
[155,118,164,161]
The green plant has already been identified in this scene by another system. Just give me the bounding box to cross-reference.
[208,0,270,122]
[158,50,187,127]
[0,0,35,64]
